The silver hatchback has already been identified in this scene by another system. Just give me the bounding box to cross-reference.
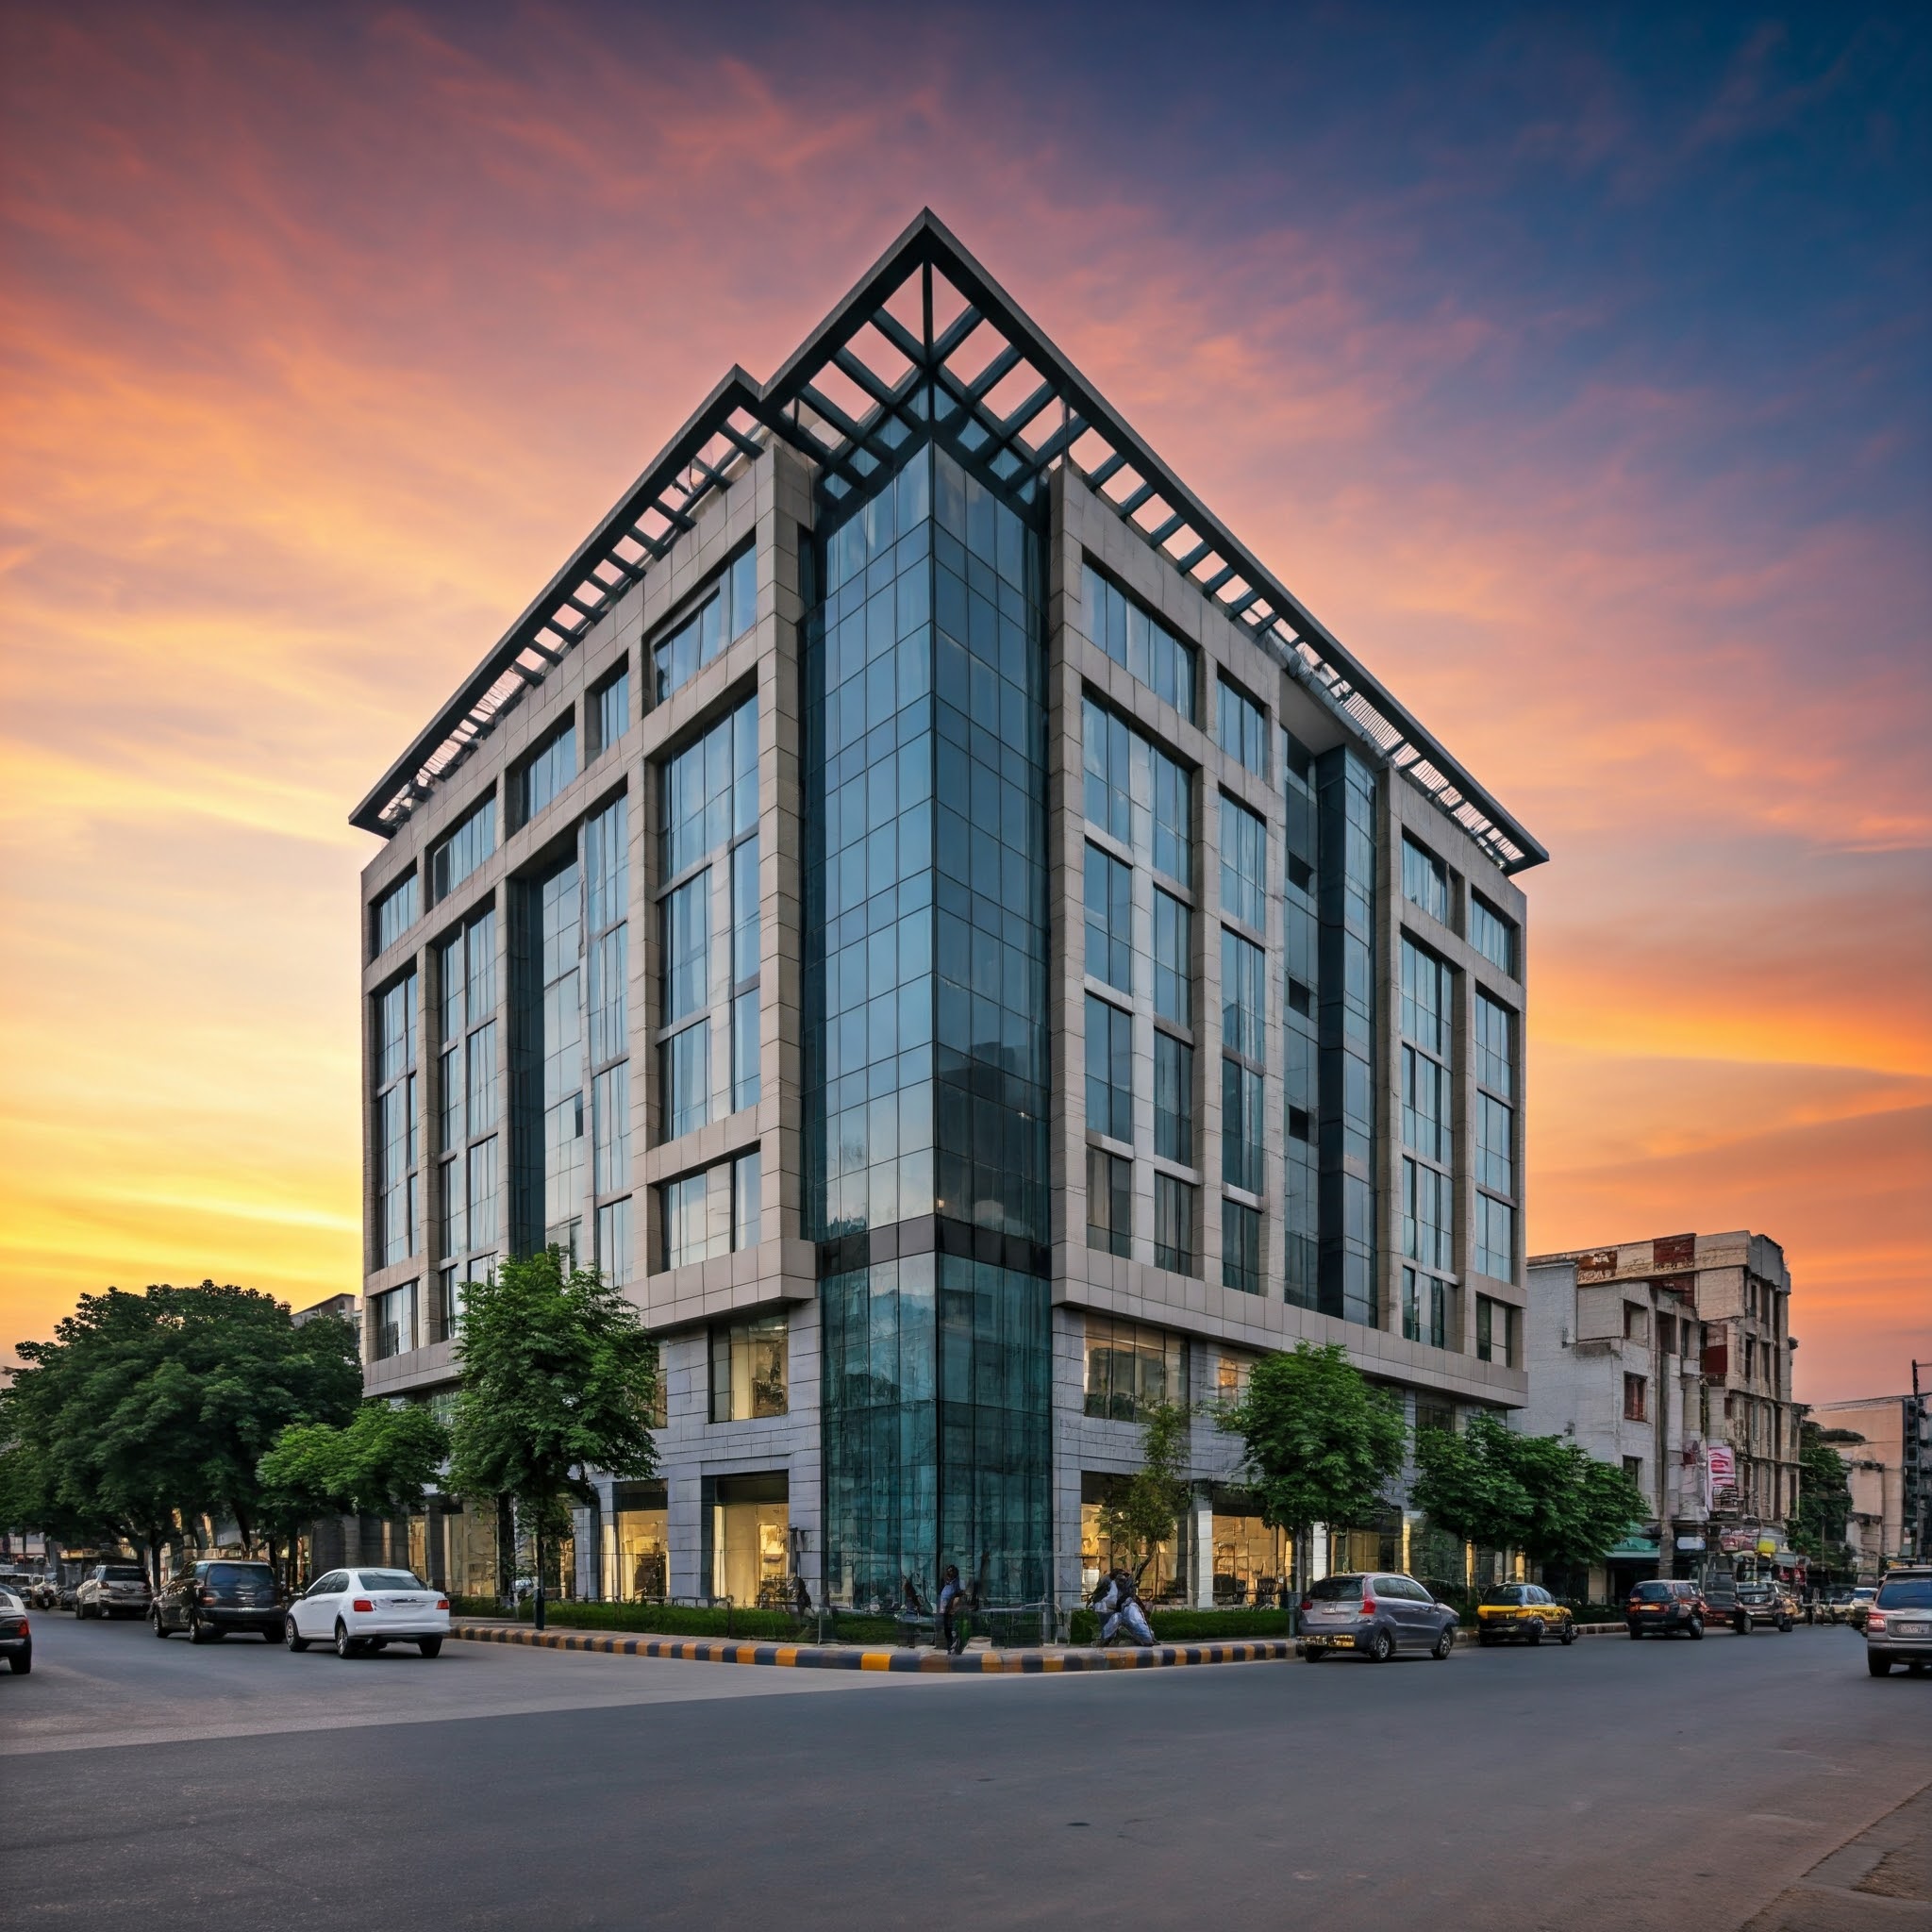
[1865,1567,1932,1676]
[1297,1572,1458,1662]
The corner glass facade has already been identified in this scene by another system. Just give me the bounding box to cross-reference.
[807,441,1050,1607]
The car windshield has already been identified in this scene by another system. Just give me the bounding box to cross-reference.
[208,1564,275,1589]
[1632,1582,1676,1599]
[101,1566,145,1582]
[1307,1576,1364,1600]
[356,1571,425,1591]
[1482,1587,1527,1605]
[1875,1576,1932,1608]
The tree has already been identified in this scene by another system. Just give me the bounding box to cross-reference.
[1096,1403,1193,1584]
[444,1250,659,1624]
[258,1402,451,1578]
[1411,1413,1649,1573]
[1,1281,359,1579]
[1790,1422,1857,1576]
[1223,1343,1407,1578]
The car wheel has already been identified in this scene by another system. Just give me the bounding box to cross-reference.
[1627,1624,1642,1639]
[1559,1624,1576,1646]
[285,1615,308,1653]
[1301,1646,1326,1661]
[1477,1632,1494,1647]
[418,1638,442,1658]
[1367,1626,1394,1664]
[188,1613,220,1645]
[1733,1614,1748,1636]
[8,1649,29,1674]
[1778,1619,1792,1633]
[1524,1618,1544,1647]
[152,1609,169,1640]
[1867,1652,1892,1676]
[1430,1627,1454,1661]
[1688,1619,1705,1641]
[334,1620,359,1659]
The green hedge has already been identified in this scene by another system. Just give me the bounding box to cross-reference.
[1067,1607,1295,1645]
[448,1597,903,1642]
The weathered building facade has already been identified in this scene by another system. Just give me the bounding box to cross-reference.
[350,214,1545,1610]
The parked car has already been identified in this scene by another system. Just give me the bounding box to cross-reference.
[0,1589,31,1674]
[153,1559,285,1643]
[1625,1579,1707,1639]
[1844,1586,1879,1632]
[1474,1583,1577,1647]
[75,1562,151,1620]
[285,1567,450,1658]
[1731,1580,1795,1634]
[1296,1572,1458,1662]
[1864,1566,1932,1676]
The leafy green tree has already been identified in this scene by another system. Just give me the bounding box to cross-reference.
[1790,1422,1857,1575]
[258,1402,451,1577]
[1411,1413,1648,1573]
[1096,1403,1193,1584]
[1,1281,359,1579]
[444,1250,658,1624]
[1223,1343,1406,1578]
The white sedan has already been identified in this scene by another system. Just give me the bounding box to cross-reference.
[285,1567,449,1658]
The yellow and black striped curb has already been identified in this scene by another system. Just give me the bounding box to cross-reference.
[453,1622,1294,1673]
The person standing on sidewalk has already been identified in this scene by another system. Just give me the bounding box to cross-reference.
[937,1565,965,1655]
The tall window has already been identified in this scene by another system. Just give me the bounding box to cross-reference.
[373,874,417,958]
[1475,1293,1517,1367]
[1085,994,1133,1143]
[729,835,760,1113]
[1222,928,1265,1194]
[1219,795,1266,933]
[590,663,630,758]
[1153,891,1191,1026]
[371,1282,417,1360]
[435,908,499,1331]
[1400,936,1455,1319]
[658,697,758,1141]
[1087,1145,1131,1257]
[710,1310,788,1421]
[653,546,757,704]
[1083,1315,1188,1421]
[658,1149,760,1271]
[374,971,419,1269]
[529,860,585,1258]
[430,798,495,904]
[1084,843,1132,991]
[1474,991,1517,1281]
[510,718,576,831]
[1082,560,1197,722]
[1470,893,1517,975]
[1403,1266,1446,1348]
[586,797,632,1285]
[1217,676,1268,777]
[1223,1197,1261,1295]
[1401,835,1449,924]
[1154,1033,1193,1164]
[1154,1174,1195,1274]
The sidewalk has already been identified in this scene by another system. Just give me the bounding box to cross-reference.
[1740,1781,1932,1930]
[452,1620,1293,1673]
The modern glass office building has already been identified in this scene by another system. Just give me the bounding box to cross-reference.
[352,213,1546,1610]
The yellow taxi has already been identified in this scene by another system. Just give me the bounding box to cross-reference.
[1474,1583,1576,1647]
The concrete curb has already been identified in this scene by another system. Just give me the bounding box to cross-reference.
[452,1622,1295,1673]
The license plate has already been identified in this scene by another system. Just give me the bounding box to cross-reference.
[380,1597,425,1609]
[1894,1622,1927,1637]
[1307,1634,1354,1649]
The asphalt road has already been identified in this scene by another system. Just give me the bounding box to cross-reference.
[2,1612,1926,1931]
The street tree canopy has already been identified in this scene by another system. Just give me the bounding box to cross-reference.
[0,1282,360,1573]
[1097,1402,1192,1581]
[1222,1342,1406,1539]
[1410,1412,1648,1568]
[444,1250,658,1563]
[258,1401,450,1529]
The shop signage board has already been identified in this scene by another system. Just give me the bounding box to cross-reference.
[1676,1536,1707,1551]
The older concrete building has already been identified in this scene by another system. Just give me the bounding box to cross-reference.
[1811,1392,1932,1580]
[1527,1231,1802,1580]
[350,213,1545,1611]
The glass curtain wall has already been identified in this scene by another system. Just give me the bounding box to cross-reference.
[374,970,420,1270]
[586,797,633,1284]
[1400,933,1457,1347]
[1315,746,1376,1324]
[808,441,1050,1608]
[434,907,500,1335]
[510,858,586,1260]
[1282,734,1320,1306]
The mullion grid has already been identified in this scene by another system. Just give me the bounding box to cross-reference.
[1472,988,1519,1282]
[1397,930,1457,1342]
[433,904,501,1339]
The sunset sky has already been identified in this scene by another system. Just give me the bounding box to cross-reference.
[2,1,1925,1402]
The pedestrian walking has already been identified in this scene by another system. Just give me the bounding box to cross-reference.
[938,1564,965,1655]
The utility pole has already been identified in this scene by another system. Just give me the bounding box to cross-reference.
[1907,1361,1931,1564]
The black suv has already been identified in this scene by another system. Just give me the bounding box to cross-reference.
[1625,1579,1707,1639]
[153,1559,285,1643]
